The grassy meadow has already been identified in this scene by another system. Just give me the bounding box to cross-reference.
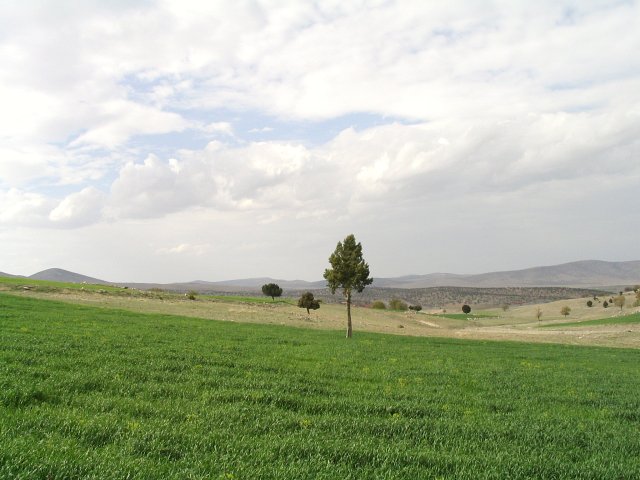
[1,292,640,479]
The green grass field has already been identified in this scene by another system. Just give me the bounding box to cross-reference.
[1,293,639,479]
[428,312,498,321]
[540,312,640,329]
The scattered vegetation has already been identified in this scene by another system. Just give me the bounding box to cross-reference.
[461,304,471,314]
[371,300,386,310]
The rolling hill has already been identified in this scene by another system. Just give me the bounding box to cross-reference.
[3,259,638,291]
[28,268,109,285]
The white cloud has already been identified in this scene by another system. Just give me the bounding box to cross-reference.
[0,189,52,226]
[69,100,189,149]
[0,1,639,280]
[49,187,106,227]
[156,243,209,256]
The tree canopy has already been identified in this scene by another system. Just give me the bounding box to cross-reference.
[261,283,283,301]
[323,234,373,338]
[297,292,320,314]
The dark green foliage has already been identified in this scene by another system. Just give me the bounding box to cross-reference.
[261,283,283,300]
[408,305,422,312]
[297,292,320,314]
[1,293,640,479]
[389,299,408,311]
[371,300,386,310]
[462,304,471,314]
[587,300,593,307]
[603,301,609,308]
[323,234,373,338]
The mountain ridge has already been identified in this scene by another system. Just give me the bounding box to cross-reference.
[1,259,638,290]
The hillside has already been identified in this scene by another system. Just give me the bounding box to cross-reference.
[28,268,109,285]
[373,260,640,288]
[6,259,640,291]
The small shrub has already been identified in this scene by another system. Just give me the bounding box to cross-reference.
[462,304,471,314]
[560,306,571,317]
[408,305,422,312]
[187,290,197,301]
[603,301,609,308]
[501,304,510,312]
[371,301,386,310]
[586,300,593,307]
[389,299,408,311]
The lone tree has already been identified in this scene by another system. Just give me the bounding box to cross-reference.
[614,294,626,311]
[324,234,373,338]
[261,283,283,301]
[560,306,571,317]
[536,307,543,322]
[462,304,471,314]
[297,292,320,314]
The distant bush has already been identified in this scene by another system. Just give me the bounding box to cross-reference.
[371,300,386,310]
[462,304,471,314]
[603,301,609,308]
[187,290,197,300]
[560,306,571,317]
[389,299,408,311]
[501,304,510,312]
[408,305,422,312]
[586,300,593,307]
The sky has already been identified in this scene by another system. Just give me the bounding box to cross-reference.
[0,0,639,283]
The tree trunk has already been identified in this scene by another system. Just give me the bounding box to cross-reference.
[346,290,352,338]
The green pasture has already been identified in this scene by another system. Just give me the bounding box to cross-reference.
[429,312,498,321]
[540,312,640,329]
[1,293,639,479]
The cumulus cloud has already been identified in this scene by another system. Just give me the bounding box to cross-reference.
[0,189,53,226]
[0,1,639,280]
[49,187,106,227]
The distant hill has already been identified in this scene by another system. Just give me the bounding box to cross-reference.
[29,268,109,285]
[7,259,640,291]
[0,271,22,278]
[372,260,640,288]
